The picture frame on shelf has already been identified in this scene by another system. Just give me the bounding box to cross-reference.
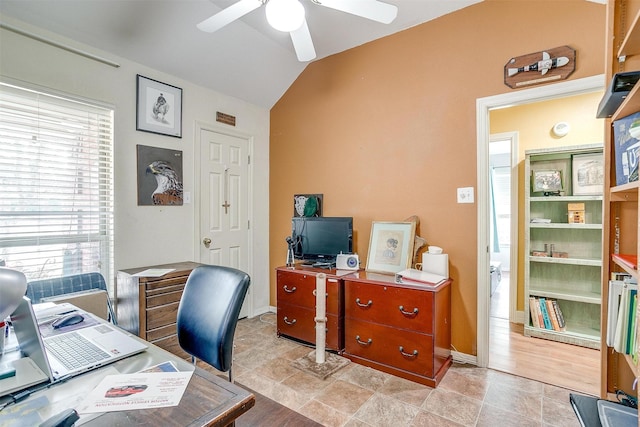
[365,221,416,274]
[532,170,563,195]
[136,75,182,138]
[572,152,604,195]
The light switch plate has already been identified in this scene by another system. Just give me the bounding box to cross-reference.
[457,187,474,203]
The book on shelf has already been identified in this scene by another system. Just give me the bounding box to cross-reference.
[612,281,639,354]
[551,300,566,331]
[612,254,638,270]
[626,292,637,355]
[607,280,627,346]
[529,296,565,332]
[536,299,544,329]
[538,297,553,330]
[546,299,561,331]
[529,297,540,328]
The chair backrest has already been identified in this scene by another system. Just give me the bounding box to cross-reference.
[26,272,117,324]
[176,265,250,373]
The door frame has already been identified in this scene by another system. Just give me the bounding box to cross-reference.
[475,74,605,368]
[489,131,519,323]
[194,121,255,317]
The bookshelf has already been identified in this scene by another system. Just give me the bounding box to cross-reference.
[524,144,604,349]
[601,0,640,401]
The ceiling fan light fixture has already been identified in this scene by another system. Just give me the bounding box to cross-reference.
[266,0,305,32]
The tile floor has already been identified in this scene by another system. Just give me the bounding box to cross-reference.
[228,312,584,427]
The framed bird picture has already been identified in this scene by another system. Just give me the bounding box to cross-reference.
[136,145,184,206]
[136,75,182,138]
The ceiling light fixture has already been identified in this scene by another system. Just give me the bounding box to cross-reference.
[265,0,306,32]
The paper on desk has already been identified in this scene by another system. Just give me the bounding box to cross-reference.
[131,268,175,277]
[76,371,193,414]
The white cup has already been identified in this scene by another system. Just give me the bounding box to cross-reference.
[417,252,449,277]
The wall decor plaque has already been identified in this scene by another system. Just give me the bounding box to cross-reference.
[504,45,575,89]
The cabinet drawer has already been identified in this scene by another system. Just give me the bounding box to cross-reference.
[146,301,180,330]
[152,333,190,360]
[146,323,177,342]
[144,276,190,291]
[344,317,434,377]
[345,280,433,333]
[277,304,342,351]
[146,288,184,308]
[277,270,341,314]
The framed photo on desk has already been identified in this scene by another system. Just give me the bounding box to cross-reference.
[366,221,416,274]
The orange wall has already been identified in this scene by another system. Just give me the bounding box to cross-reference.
[490,91,605,313]
[270,0,606,355]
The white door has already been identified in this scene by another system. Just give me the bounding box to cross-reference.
[199,128,250,318]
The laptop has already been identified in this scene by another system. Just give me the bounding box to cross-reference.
[1,296,147,397]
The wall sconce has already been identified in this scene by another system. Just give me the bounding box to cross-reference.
[552,122,570,137]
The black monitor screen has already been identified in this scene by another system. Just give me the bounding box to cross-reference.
[291,217,353,261]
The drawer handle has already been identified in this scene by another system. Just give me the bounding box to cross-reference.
[399,346,418,358]
[355,298,373,308]
[355,335,372,346]
[283,285,297,293]
[398,305,419,317]
[283,316,297,325]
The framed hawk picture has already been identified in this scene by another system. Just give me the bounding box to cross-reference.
[136,145,184,206]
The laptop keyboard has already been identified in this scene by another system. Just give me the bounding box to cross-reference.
[45,332,110,370]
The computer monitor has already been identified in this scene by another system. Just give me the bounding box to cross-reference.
[291,217,353,263]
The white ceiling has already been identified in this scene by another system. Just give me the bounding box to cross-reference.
[0,0,482,108]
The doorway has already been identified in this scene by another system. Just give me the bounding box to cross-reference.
[476,75,605,369]
[489,132,518,323]
[196,124,254,318]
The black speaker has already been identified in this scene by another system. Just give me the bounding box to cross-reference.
[597,71,640,118]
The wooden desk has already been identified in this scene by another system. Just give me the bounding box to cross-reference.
[0,323,254,426]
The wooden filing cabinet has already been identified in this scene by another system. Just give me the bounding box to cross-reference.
[116,261,202,359]
[342,271,452,387]
[276,266,344,352]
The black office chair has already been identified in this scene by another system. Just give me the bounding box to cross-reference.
[176,265,250,383]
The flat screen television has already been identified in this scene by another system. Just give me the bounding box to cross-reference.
[291,217,353,263]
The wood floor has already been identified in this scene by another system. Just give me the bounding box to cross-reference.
[488,273,600,396]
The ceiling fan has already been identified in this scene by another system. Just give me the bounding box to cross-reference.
[197,0,398,62]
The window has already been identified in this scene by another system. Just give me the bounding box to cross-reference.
[0,81,114,286]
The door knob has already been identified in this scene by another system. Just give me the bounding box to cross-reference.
[202,237,211,248]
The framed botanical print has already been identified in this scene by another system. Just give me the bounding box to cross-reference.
[365,221,416,274]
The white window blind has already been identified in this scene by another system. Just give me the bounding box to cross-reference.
[0,82,114,285]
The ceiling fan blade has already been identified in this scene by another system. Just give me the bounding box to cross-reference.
[315,0,398,24]
[197,0,263,33]
[290,19,316,62]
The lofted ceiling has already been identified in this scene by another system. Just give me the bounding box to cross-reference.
[0,0,485,108]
